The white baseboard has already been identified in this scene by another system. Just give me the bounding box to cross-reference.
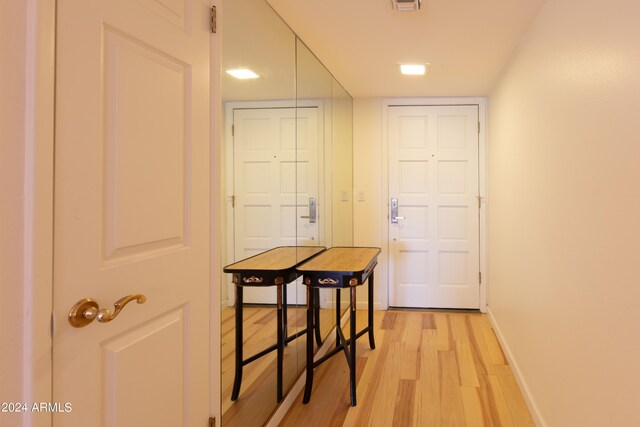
[356,301,384,311]
[486,308,546,427]
[323,300,383,311]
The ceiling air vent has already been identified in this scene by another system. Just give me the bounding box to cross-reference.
[391,0,421,11]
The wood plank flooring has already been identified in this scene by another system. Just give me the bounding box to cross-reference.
[280,310,535,427]
[221,305,338,427]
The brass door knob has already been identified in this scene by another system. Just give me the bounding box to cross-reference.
[68,294,146,328]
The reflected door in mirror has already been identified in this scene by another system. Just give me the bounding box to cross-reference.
[233,106,319,304]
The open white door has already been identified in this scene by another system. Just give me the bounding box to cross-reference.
[53,0,211,425]
[388,105,480,309]
[232,106,319,305]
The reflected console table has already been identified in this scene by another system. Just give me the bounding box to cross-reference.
[223,246,325,402]
[297,246,381,406]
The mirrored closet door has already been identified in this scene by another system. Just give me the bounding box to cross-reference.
[221,1,353,425]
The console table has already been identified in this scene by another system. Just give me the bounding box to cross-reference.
[223,246,325,402]
[297,247,381,406]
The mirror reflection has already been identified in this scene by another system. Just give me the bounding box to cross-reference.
[221,1,353,425]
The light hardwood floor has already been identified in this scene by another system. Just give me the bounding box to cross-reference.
[280,310,535,427]
[222,305,340,427]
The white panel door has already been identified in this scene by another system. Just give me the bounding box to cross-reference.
[233,107,319,304]
[388,105,480,308]
[53,0,211,425]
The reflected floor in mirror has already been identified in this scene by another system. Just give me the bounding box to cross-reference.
[281,310,535,427]
[221,305,336,427]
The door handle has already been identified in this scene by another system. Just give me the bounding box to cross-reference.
[390,198,404,223]
[300,197,316,223]
[68,294,147,328]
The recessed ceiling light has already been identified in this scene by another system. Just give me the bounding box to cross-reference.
[400,64,428,75]
[226,68,259,79]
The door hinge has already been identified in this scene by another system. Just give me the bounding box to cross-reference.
[209,417,216,427]
[477,121,480,134]
[477,195,483,209]
[210,6,217,33]
[231,195,235,208]
[479,272,482,284]
[231,124,234,136]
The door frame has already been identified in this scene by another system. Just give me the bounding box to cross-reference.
[381,97,488,313]
[4,1,56,426]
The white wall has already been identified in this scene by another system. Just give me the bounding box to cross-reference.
[353,98,386,309]
[488,0,640,425]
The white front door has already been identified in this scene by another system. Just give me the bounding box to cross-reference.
[53,0,211,425]
[233,107,319,304]
[388,105,480,309]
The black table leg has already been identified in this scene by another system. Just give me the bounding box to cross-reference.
[349,286,357,406]
[313,288,322,346]
[231,285,243,401]
[283,284,288,346]
[303,286,314,404]
[336,288,341,346]
[276,284,284,402]
[368,271,376,350]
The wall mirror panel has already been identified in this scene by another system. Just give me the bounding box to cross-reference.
[221,1,353,426]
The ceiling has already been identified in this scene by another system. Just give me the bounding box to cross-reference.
[266,0,546,98]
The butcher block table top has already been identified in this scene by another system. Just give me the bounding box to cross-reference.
[224,246,325,272]
[296,247,380,273]
[297,247,381,288]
